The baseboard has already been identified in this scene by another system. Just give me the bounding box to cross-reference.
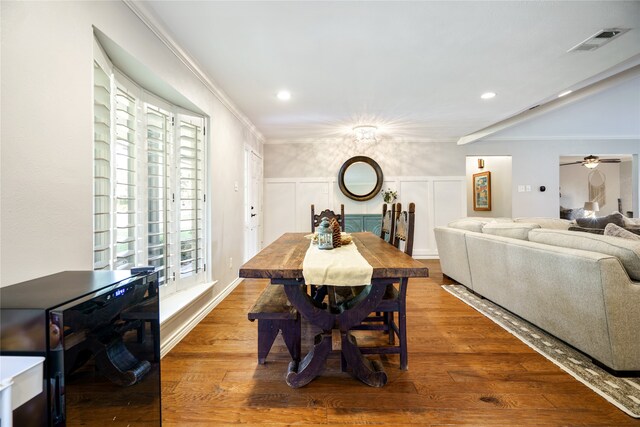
[160,277,243,358]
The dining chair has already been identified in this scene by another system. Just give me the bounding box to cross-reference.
[380,203,397,243]
[311,204,345,232]
[354,202,415,371]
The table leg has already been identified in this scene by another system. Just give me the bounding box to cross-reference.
[281,282,390,387]
[286,333,332,388]
[341,332,387,387]
[335,282,389,386]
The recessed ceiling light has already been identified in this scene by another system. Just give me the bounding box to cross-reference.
[277,90,291,101]
[558,90,573,98]
[481,92,496,100]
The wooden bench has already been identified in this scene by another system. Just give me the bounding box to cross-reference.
[248,285,301,365]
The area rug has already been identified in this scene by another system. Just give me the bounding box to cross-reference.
[442,284,640,418]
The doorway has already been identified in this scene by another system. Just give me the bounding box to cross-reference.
[559,155,632,219]
[244,148,263,261]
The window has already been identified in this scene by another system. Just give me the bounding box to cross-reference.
[93,45,206,295]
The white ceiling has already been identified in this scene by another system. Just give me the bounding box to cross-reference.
[141,1,640,144]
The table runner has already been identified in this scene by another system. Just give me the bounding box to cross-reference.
[302,241,373,286]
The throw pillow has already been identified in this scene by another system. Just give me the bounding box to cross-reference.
[575,212,625,229]
[604,223,640,241]
[568,226,604,235]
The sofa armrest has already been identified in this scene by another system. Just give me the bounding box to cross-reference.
[598,260,640,371]
[434,227,473,288]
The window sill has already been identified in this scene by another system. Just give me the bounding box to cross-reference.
[160,281,217,325]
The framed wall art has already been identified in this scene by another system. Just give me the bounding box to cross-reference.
[473,171,491,211]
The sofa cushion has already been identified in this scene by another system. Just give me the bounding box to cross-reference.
[482,222,540,240]
[604,223,640,241]
[575,212,625,229]
[447,218,486,233]
[514,217,572,230]
[529,228,640,280]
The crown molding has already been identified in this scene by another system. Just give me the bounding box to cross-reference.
[122,0,265,143]
[481,135,640,142]
[264,136,458,145]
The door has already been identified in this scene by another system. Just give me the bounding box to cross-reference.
[244,148,263,261]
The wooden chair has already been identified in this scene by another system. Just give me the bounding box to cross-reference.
[354,202,415,370]
[380,203,397,243]
[311,204,345,232]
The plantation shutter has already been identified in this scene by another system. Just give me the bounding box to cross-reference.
[93,36,207,295]
[93,61,112,270]
[113,87,138,269]
[146,104,174,285]
[177,114,205,279]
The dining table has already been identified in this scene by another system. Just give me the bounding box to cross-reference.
[239,232,429,388]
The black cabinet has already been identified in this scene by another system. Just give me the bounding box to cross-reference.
[1,271,160,426]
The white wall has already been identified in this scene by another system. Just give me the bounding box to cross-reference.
[264,140,466,178]
[465,139,640,218]
[0,2,262,291]
[560,162,621,214]
[465,156,512,218]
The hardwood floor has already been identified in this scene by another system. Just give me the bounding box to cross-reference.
[161,260,637,426]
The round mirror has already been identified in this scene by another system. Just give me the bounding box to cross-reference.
[338,156,383,201]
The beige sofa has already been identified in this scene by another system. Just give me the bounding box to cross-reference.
[434,217,640,373]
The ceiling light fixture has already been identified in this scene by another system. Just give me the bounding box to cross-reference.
[558,90,573,98]
[277,90,291,101]
[353,125,377,143]
[481,92,496,100]
[583,156,600,169]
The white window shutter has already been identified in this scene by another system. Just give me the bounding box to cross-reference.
[176,114,205,281]
[93,61,112,270]
[145,104,174,286]
[113,87,138,269]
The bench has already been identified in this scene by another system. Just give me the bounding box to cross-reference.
[248,285,301,364]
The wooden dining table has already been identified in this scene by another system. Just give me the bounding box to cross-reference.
[239,232,429,388]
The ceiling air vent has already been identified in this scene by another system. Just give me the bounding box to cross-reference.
[568,28,630,52]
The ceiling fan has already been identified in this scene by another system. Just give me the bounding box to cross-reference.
[560,155,621,169]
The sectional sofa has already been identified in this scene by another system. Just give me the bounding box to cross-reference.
[434,217,640,373]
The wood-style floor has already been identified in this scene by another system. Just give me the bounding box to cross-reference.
[161,260,637,426]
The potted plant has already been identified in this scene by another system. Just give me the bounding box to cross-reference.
[381,188,397,204]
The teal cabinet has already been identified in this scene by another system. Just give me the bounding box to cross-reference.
[344,214,382,235]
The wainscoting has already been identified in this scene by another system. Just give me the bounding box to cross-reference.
[263,176,466,258]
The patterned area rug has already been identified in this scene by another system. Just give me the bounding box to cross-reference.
[442,284,640,418]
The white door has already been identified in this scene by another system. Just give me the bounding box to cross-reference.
[244,149,263,261]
